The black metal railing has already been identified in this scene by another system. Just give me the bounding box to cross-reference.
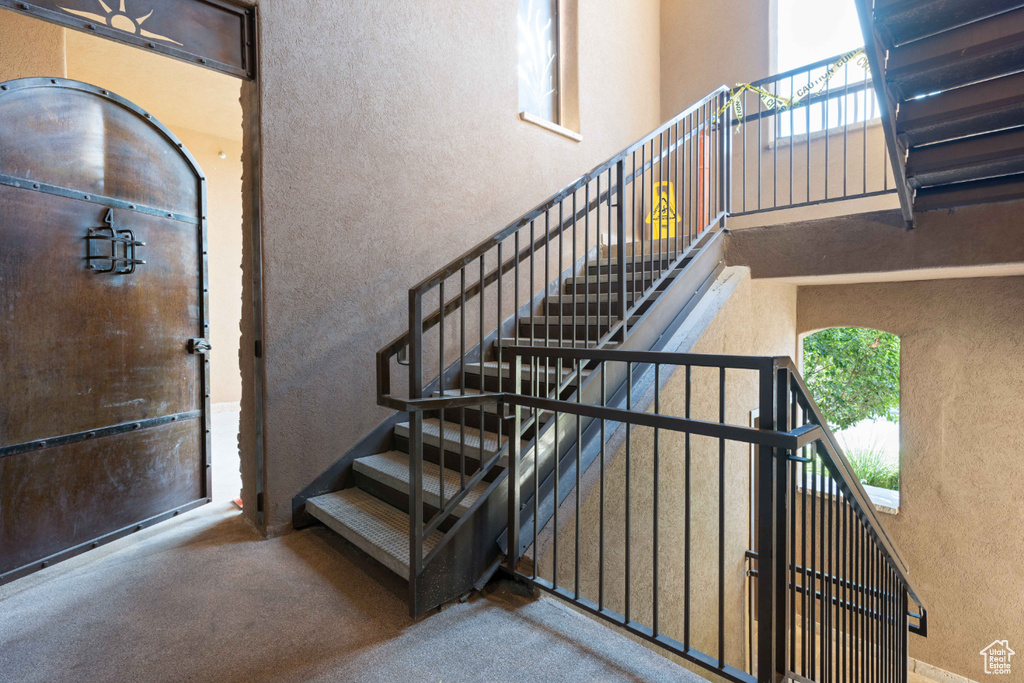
[729,49,898,216]
[498,345,925,683]
[370,54,925,656]
[376,86,732,606]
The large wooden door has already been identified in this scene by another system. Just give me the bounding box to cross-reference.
[0,78,211,583]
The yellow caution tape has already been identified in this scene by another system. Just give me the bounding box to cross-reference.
[716,48,869,128]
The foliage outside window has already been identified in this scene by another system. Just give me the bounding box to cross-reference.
[518,0,560,124]
[803,327,900,491]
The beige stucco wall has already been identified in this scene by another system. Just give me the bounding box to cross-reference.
[534,269,796,676]
[798,277,1024,680]
[172,129,244,405]
[0,11,64,82]
[251,0,663,533]
[660,0,773,121]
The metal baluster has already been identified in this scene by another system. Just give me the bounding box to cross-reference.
[459,268,467,489]
[607,167,614,337]
[844,63,850,198]
[790,74,795,207]
[408,289,424,615]
[718,365,726,668]
[684,364,692,648]
[479,254,486,473]
[584,183,590,348]
[809,417,818,679]
[595,173,602,350]
[825,73,831,200]
[532,356,539,582]
[757,84,763,211]
[625,361,633,625]
[807,69,812,204]
[599,360,607,611]
[742,88,748,213]
[773,80,779,209]
[506,354,521,574]
[514,232,520,348]
[553,355,560,589]
[572,189,578,350]
[653,363,661,636]
[496,243,503,449]
[438,280,446,511]
[575,356,582,601]
[801,423,809,677]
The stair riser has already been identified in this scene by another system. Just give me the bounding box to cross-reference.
[518,323,612,339]
[545,297,657,315]
[585,258,682,275]
[564,278,672,295]
[909,155,1024,189]
[546,301,628,316]
[393,435,502,477]
[352,471,461,533]
[466,373,583,394]
[902,109,1024,148]
[876,0,1022,47]
[429,408,539,441]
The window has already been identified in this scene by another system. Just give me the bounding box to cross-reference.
[775,0,879,137]
[518,0,560,125]
[802,327,901,510]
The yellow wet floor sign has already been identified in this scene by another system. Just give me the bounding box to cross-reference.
[645,181,681,239]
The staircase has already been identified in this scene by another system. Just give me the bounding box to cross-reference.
[302,241,718,596]
[857,0,1024,221]
[290,76,934,681]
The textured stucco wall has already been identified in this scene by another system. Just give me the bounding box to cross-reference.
[535,269,797,675]
[253,0,663,533]
[727,201,1024,284]
[798,277,1024,680]
[660,0,773,121]
[0,10,65,82]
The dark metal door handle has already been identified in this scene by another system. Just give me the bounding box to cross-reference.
[187,338,212,354]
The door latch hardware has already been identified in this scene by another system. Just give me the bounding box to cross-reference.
[85,209,145,274]
[187,338,212,354]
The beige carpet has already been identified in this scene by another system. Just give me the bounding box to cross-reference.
[0,503,708,683]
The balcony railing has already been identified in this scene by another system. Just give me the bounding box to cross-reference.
[372,52,923,672]
[502,346,926,683]
[729,49,898,216]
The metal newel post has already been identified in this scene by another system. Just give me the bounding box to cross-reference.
[756,360,779,681]
[408,289,424,618]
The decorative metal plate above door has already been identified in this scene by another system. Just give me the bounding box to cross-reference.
[0,0,255,79]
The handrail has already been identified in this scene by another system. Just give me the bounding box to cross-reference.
[375,85,730,404]
[501,344,926,682]
[507,345,922,611]
[776,356,924,609]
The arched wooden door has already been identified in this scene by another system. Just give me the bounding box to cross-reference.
[0,78,211,583]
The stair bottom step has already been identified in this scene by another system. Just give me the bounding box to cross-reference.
[307,488,438,578]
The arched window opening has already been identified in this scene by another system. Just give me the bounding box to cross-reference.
[802,327,900,494]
